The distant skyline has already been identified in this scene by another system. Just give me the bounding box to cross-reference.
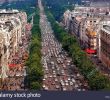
[0,0,26,4]
[82,0,110,2]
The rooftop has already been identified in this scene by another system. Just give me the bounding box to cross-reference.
[103,25,110,32]
[90,2,110,7]
[0,9,22,33]
[101,24,110,35]
[0,9,19,14]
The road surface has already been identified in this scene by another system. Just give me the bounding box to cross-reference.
[38,0,89,91]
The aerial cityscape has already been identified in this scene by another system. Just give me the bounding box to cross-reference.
[0,0,110,91]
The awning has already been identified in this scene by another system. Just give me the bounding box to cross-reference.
[8,64,17,68]
[85,48,96,54]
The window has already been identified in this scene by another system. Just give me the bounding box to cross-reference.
[94,21,96,23]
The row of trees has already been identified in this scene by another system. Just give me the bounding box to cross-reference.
[26,9,43,90]
[0,0,43,90]
[44,8,110,90]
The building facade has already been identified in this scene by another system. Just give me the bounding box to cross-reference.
[99,25,110,67]
[63,5,110,51]
[0,9,27,79]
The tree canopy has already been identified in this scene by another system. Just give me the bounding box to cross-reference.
[44,7,110,90]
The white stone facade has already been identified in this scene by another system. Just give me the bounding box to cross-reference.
[0,9,27,79]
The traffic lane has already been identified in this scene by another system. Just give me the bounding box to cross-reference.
[41,36,88,90]
[40,9,89,90]
[41,38,88,87]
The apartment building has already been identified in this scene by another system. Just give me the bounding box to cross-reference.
[63,10,71,30]
[63,5,110,51]
[100,25,110,67]
[0,9,27,79]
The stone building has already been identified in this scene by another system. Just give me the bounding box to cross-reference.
[63,5,110,51]
[98,24,110,67]
[0,9,27,79]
